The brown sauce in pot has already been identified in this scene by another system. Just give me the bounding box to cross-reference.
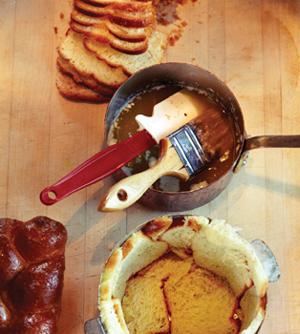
[108,85,239,192]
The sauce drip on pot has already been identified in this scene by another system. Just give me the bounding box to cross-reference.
[108,85,239,192]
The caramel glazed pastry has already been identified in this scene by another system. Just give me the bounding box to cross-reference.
[99,215,268,334]
[56,0,167,101]
[0,216,67,334]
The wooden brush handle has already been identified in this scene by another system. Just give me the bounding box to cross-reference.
[98,138,189,212]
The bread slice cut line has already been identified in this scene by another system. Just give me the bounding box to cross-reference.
[57,56,116,96]
[58,30,129,88]
[74,0,156,19]
[71,10,153,42]
[56,69,110,101]
[83,29,167,75]
[79,0,155,12]
[70,20,150,54]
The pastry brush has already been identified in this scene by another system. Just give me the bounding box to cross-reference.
[40,90,201,205]
[98,108,233,212]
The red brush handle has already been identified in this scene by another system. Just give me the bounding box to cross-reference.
[40,130,155,205]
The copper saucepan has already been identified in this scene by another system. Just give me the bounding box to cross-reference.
[104,62,300,211]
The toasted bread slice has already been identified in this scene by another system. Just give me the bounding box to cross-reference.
[70,20,149,54]
[84,29,167,75]
[71,9,153,42]
[58,30,129,88]
[74,0,156,28]
[56,56,115,96]
[56,69,110,101]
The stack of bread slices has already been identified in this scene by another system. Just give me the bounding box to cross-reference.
[56,0,167,101]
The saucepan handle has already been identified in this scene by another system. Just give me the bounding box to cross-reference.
[250,239,280,283]
[84,318,106,334]
[234,135,300,173]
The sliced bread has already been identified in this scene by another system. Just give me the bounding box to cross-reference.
[58,30,129,88]
[71,10,153,42]
[70,20,149,54]
[74,0,156,28]
[164,267,239,334]
[79,0,156,7]
[111,230,168,300]
[122,276,169,334]
[57,56,115,96]
[56,69,110,101]
[137,251,193,283]
[84,29,167,75]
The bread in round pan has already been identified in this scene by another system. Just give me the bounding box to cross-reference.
[98,215,268,334]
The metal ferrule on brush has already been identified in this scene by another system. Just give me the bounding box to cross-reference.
[168,125,210,178]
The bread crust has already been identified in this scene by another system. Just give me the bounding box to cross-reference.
[0,216,67,334]
[56,0,166,101]
[56,56,115,96]
[58,30,129,87]
[74,0,156,28]
[56,69,111,101]
[70,20,150,54]
[71,10,152,42]
[83,29,167,75]
[143,216,173,240]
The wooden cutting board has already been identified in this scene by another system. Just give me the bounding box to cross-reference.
[1,0,300,333]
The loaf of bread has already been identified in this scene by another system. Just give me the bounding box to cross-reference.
[58,30,129,88]
[84,29,167,75]
[98,215,268,334]
[0,216,67,334]
[56,0,167,101]
[56,69,111,101]
[56,56,115,96]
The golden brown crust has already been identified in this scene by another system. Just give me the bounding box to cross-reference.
[56,56,115,96]
[186,217,201,232]
[70,20,149,54]
[58,29,129,88]
[143,216,173,240]
[100,248,123,300]
[71,9,152,42]
[74,0,156,28]
[56,69,111,101]
[112,299,129,333]
[105,248,123,273]
[120,235,135,259]
[0,216,67,334]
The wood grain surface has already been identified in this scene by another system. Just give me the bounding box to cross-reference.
[1,0,300,333]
